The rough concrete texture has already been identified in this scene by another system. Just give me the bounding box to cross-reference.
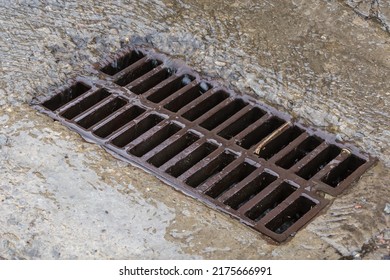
[0,0,389,259]
[344,0,390,32]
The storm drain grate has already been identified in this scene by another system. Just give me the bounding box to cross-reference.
[35,47,376,242]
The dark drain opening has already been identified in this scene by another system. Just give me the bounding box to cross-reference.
[164,83,212,113]
[224,172,278,210]
[42,82,91,111]
[115,59,161,87]
[321,155,366,187]
[129,123,182,157]
[265,195,316,234]
[257,126,303,160]
[131,68,173,95]
[217,107,265,140]
[111,114,163,148]
[77,97,127,129]
[166,142,218,178]
[182,90,229,121]
[147,75,195,103]
[245,182,297,222]
[185,151,236,188]
[148,132,199,167]
[205,162,256,199]
[93,105,146,138]
[100,50,145,76]
[276,136,322,169]
[61,89,111,120]
[238,117,285,149]
[296,145,341,180]
[200,99,247,130]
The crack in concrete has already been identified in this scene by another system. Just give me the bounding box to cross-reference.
[338,0,390,34]
[338,229,390,259]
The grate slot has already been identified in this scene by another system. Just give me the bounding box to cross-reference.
[205,162,256,199]
[200,99,247,131]
[130,68,173,95]
[129,123,181,157]
[77,97,127,129]
[238,117,286,150]
[185,151,237,188]
[147,74,195,103]
[296,145,341,180]
[276,136,322,169]
[224,172,278,210]
[42,82,90,111]
[265,195,316,234]
[115,59,161,87]
[321,155,366,187]
[92,106,146,138]
[257,126,303,160]
[245,182,297,222]
[100,50,145,76]
[182,90,229,121]
[166,142,218,178]
[111,114,163,148]
[217,107,265,140]
[164,83,211,113]
[61,89,111,120]
[148,132,199,168]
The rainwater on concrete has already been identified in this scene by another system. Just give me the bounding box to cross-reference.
[0,0,389,259]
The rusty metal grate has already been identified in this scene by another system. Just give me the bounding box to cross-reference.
[34,47,376,242]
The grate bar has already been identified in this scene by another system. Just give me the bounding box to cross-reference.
[145,74,195,104]
[318,154,369,195]
[203,160,258,199]
[208,104,252,135]
[147,131,200,168]
[294,143,341,180]
[180,147,230,183]
[237,178,285,215]
[42,82,92,112]
[260,191,323,236]
[92,104,146,139]
[217,106,266,141]
[198,99,248,131]
[115,57,162,87]
[232,112,269,140]
[76,97,127,129]
[311,149,350,181]
[128,122,183,157]
[271,133,310,165]
[245,181,300,223]
[178,88,221,118]
[59,88,112,121]
[217,166,266,204]
[100,49,146,77]
[196,156,247,194]
[111,56,149,82]
[165,139,218,179]
[109,113,165,149]
[289,141,329,173]
[128,65,171,94]
[164,83,212,113]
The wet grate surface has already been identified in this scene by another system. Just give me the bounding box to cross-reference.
[34,47,376,242]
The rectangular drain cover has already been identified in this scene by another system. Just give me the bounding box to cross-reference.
[34,46,376,242]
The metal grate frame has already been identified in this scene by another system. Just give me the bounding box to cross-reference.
[34,46,376,242]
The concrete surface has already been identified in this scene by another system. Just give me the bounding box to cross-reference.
[0,0,389,259]
[344,0,390,32]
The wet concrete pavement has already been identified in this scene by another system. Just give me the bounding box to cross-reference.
[0,0,389,259]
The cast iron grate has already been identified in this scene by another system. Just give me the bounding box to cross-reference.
[34,46,376,242]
